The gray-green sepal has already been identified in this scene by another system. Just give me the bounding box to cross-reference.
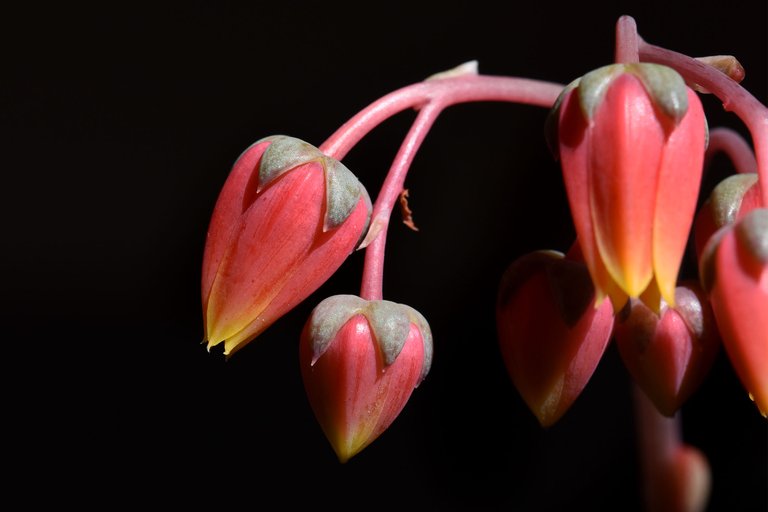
[307,295,367,365]
[307,295,433,381]
[699,208,768,293]
[405,305,433,384]
[257,135,321,192]
[629,63,688,125]
[575,63,689,126]
[736,208,768,265]
[323,157,372,231]
[707,173,759,229]
[577,64,624,121]
[255,135,371,232]
[366,300,411,366]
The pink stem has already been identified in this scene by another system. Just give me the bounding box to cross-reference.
[633,384,681,511]
[615,15,640,64]
[317,70,563,301]
[705,127,758,175]
[319,75,563,160]
[639,40,768,207]
[359,102,443,301]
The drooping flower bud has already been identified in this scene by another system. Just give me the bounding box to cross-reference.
[700,208,768,416]
[299,295,433,462]
[614,282,719,417]
[549,63,707,312]
[202,136,372,356]
[495,248,614,427]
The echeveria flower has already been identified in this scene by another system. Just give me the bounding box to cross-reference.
[496,249,614,427]
[550,63,707,312]
[202,136,371,356]
[299,295,433,462]
[614,283,719,416]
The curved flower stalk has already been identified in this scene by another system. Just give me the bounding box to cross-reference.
[550,63,707,312]
[496,247,614,427]
[614,282,719,417]
[299,295,433,462]
[202,136,372,356]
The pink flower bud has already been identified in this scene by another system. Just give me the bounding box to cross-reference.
[700,208,768,416]
[299,295,433,462]
[202,136,371,356]
[495,249,614,427]
[551,63,707,312]
[614,283,719,416]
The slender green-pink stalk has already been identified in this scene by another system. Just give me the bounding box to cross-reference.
[319,74,563,160]
[359,102,443,300]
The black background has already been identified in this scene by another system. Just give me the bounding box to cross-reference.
[4,1,766,510]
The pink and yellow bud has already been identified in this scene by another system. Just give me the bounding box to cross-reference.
[700,208,768,416]
[550,63,707,312]
[202,136,371,356]
[299,295,433,463]
[614,283,719,417]
[495,248,614,427]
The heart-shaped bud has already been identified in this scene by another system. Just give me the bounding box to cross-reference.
[496,248,614,427]
[614,282,720,416]
[300,295,433,462]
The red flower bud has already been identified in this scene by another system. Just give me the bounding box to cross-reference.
[614,283,719,416]
[202,136,371,356]
[496,249,614,427]
[551,63,707,312]
[299,295,433,462]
